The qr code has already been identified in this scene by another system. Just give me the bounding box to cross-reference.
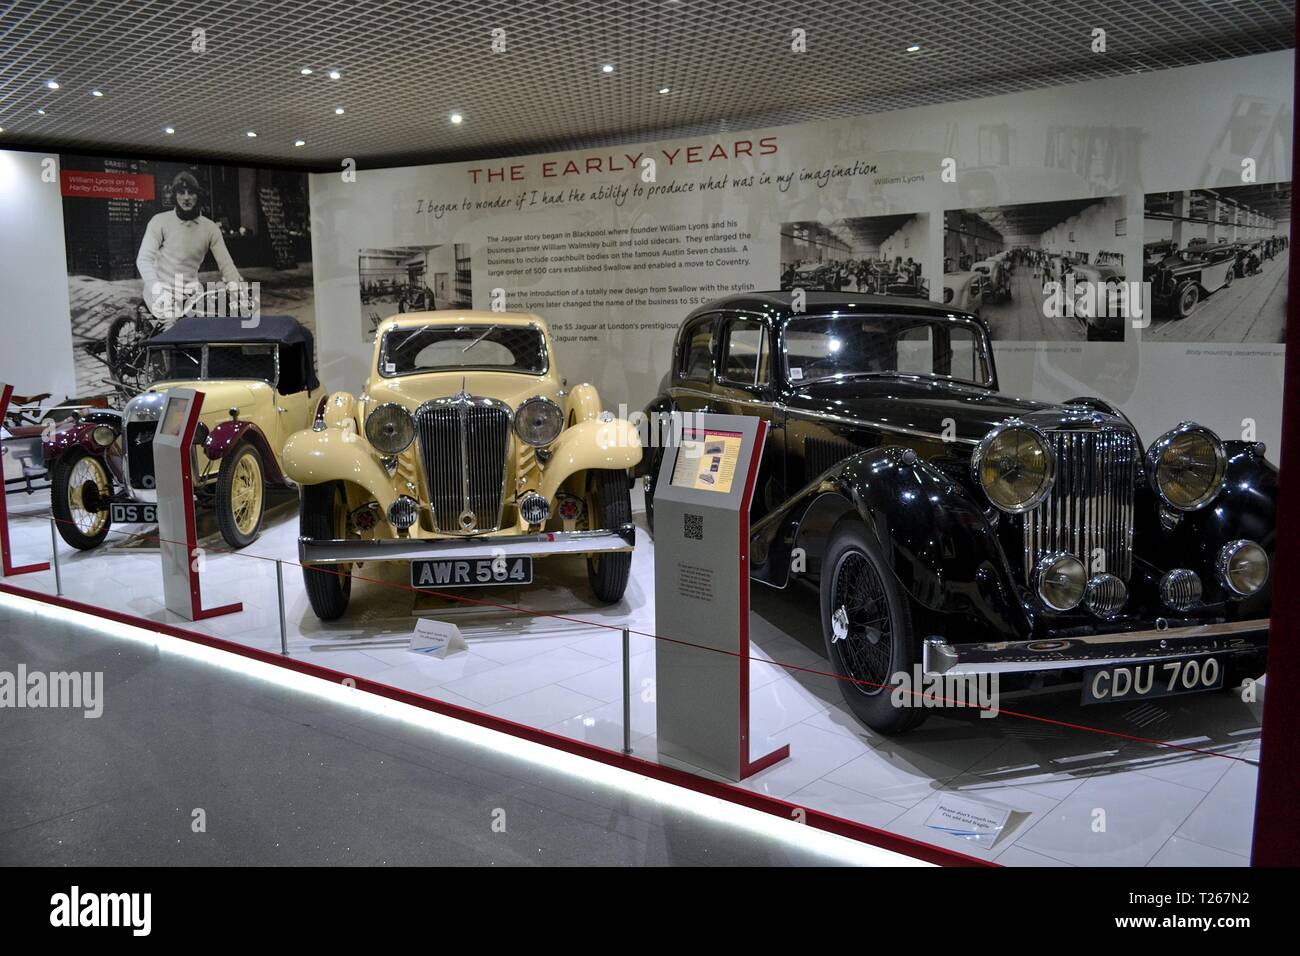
[683,513,703,540]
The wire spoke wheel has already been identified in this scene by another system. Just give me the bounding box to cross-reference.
[231,453,264,535]
[67,456,110,536]
[830,549,894,697]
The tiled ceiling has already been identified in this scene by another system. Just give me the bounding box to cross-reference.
[0,0,1293,170]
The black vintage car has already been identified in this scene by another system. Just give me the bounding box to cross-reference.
[643,292,1273,732]
[1144,242,1238,318]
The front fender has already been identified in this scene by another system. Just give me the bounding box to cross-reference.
[43,420,113,464]
[752,446,1029,641]
[539,418,642,500]
[281,426,397,510]
[563,383,602,425]
[203,420,287,484]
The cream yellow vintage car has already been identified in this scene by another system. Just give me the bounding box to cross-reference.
[44,315,324,551]
[283,311,642,620]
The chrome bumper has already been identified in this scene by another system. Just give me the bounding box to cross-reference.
[923,619,1268,677]
[299,524,636,564]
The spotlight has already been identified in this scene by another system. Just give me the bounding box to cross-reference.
[334,107,345,115]
[246,130,257,137]
[164,126,175,134]
[294,139,305,147]
[906,43,921,52]
[46,80,59,89]
[328,70,341,80]
[300,67,313,75]
[602,64,614,73]
[91,89,103,97]
[658,87,671,94]
[450,112,463,124]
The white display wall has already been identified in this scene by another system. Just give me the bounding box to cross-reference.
[308,51,1293,452]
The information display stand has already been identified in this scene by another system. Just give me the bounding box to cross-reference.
[0,383,51,577]
[653,413,789,781]
[153,388,242,622]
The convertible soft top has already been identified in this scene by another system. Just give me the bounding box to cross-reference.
[147,315,318,391]
[147,314,312,348]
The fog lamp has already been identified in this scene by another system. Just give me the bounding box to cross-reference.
[1217,540,1268,597]
[1034,552,1086,611]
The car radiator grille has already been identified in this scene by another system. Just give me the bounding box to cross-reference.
[1023,428,1137,581]
[414,398,511,534]
[125,422,156,490]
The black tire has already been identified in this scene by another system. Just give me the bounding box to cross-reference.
[819,521,926,733]
[587,469,632,604]
[214,440,266,549]
[1174,280,1200,318]
[300,481,351,620]
[51,449,113,550]
[105,311,154,390]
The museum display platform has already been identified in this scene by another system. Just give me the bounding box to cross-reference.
[0,485,1263,866]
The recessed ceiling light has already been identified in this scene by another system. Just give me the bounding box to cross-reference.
[449,112,463,125]
[906,43,921,52]
[46,80,59,90]
[334,106,345,115]
[164,126,175,134]
[0,127,5,133]
[91,89,103,97]
[300,67,313,75]
[246,130,257,137]
[602,64,614,73]
[328,70,341,80]
[294,139,305,147]
[658,86,671,94]
[36,108,46,115]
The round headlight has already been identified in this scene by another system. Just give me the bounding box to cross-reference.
[91,425,116,447]
[1217,540,1268,597]
[1146,423,1225,511]
[514,396,564,447]
[365,403,415,454]
[1034,552,1087,612]
[973,422,1056,513]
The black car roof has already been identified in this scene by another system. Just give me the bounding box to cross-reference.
[146,314,313,349]
[683,291,987,330]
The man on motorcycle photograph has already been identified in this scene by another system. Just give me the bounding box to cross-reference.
[136,170,243,319]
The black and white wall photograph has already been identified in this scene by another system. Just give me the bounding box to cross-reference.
[358,244,472,341]
[779,214,929,298]
[1142,183,1291,343]
[59,155,313,403]
[943,197,1127,342]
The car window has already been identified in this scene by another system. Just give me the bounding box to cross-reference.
[207,344,277,383]
[719,318,768,387]
[679,317,714,382]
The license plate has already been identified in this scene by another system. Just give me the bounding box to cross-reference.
[1082,657,1224,705]
[110,502,156,524]
[410,556,533,589]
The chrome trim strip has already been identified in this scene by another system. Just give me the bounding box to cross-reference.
[923,618,1268,676]
[299,525,636,564]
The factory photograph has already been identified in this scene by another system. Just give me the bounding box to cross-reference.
[1142,183,1290,343]
[779,213,930,299]
[943,197,1128,342]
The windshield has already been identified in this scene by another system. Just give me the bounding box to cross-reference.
[783,315,990,387]
[379,324,548,377]
[147,344,277,384]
